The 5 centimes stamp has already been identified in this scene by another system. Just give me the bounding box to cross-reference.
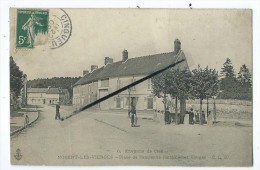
[48,9,72,49]
[16,9,49,48]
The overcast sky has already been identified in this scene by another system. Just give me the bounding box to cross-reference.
[10,9,252,80]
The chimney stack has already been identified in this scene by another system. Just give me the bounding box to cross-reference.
[174,39,181,53]
[122,50,128,62]
[91,65,98,72]
[104,57,114,65]
[83,70,89,76]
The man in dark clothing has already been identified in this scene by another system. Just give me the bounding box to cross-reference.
[189,108,194,124]
[130,104,136,127]
[55,103,61,120]
[201,111,206,124]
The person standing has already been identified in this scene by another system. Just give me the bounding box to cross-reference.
[130,102,136,127]
[207,111,213,126]
[189,108,194,124]
[201,111,206,124]
[55,102,61,120]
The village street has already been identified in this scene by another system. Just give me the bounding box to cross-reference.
[11,105,252,166]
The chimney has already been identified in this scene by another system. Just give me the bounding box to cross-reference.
[104,57,114,65]
[83,70,89,76]
[174,39,181,53]
[91,65,98,72]
[122,50,128,62]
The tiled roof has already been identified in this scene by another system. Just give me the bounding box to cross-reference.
[74,50,187,86]
[46,88,62,94]
[28,88,69,94]
[60,89,69,94]
[27,88,48,93]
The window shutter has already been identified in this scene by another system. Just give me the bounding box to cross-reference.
[121,99,124,109]
[153,97,157,109]
[144,97,147,110]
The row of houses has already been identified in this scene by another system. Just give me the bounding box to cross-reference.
[73,39,190,111]
[27,87,70,105]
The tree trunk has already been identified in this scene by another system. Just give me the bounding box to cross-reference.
[200,98,203,125]
[175,96,178,124]
[163,93,167,124]
[181,98,186,124]
[213,98,216,123]
[206,97,209,119]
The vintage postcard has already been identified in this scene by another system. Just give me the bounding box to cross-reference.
[10,8,253,166]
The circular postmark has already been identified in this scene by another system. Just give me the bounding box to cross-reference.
[48,9,72,49]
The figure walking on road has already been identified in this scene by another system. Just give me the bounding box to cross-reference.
[55,102,61,120]
[130,101,137,127]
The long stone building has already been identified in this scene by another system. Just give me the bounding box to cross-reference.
[27,87,70,105]
[73,39,189,111]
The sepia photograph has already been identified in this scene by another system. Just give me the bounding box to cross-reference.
[9,8,253,166]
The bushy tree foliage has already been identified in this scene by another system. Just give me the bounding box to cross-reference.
[167,69,193,123]
[10,56,24,96]
[237,64,252,89]
[152,68,193,124]
[219,59,252,100]
[151,69,172,114]
[220,58,237,91]
[191,65,219,124]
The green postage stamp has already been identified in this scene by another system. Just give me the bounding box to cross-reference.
[16,9,49,48]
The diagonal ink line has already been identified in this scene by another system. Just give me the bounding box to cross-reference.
[63,59,185,120]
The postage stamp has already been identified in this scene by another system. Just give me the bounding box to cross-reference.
[16,9,49,48]
[48,9,72,49]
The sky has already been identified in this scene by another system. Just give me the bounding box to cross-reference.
[10,9,252,80]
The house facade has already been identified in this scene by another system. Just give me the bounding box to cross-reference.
[73,39,189,111]
[27,87,70,105]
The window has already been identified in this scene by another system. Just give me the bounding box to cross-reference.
[101,79,109,87]
[116,97,121,108]
[131,78,136,91]
[117,79,121,89]
[88,84,91,93]
[147,98,153,109]
[148,79,152,90]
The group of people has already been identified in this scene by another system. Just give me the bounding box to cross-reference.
[188,108,213,125]
[164,111,186,125]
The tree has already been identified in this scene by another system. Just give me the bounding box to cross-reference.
[220,58,236,78]
[237,64,252,89]
[191,65,219,125]
[167,69,193,124]
[220,58,236,91]
[151,69,172,124]
[10,56,24,96]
